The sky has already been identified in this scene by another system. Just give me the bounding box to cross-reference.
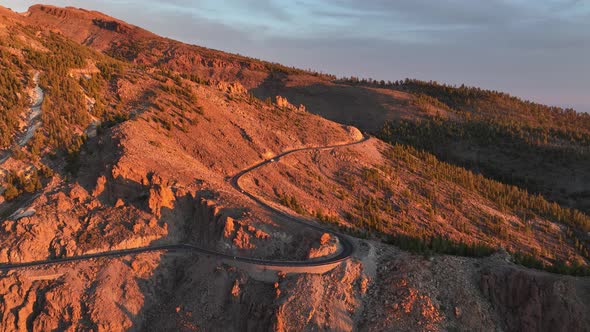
[3,0,589,112]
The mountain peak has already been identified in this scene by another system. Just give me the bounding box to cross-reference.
[0,4,588,331]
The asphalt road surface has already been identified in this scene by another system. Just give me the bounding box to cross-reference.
[0,134,370,270]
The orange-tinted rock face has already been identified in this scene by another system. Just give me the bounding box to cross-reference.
[320,233,331,245]
[223,216,235,238]
[480,265,590,332]
[148,184,175,218]
[233,226,254,249]
[231,280,240,297]
[92,175,107,197]
[69,183,89,202]
[254,228,270,240]
[92,18,131,34]
[0,4,588,332]
[307,233,338,259]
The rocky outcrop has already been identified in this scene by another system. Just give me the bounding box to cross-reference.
[92,18,131,34]
[480,265,590,332]
[0,174,170,264]
[345,125,363,141]
[190,197,226,245]
[0,253,166,332]
[275,95,306,112]
[307,233,338,259]
[190,196,270,251]
[147,176,175,218]
[272,261,364,332]
[233,226,254,249]
[223,216,236,238]
[218,81,247,96]
[92,175,107,197]
[231,280,240,297]
[70,183,89,202]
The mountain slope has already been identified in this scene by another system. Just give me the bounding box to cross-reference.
[0,4,588,331]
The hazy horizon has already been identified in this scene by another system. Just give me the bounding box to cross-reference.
[4,0,589,113]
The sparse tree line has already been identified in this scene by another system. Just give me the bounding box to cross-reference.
[378,117,590,213]
[23,32,126,151]
[277,156,590,275]
[336,77,590,136]
[2,165,54,201]
[0,29,129,201]
[22,33,90,149]
[512,251,590,276]
[385,234,496,258]
[278,193,306,215]
[0,48,28,148]
[378,117,589,193]
[377,142,590,275]
[277,138,590,276]
[381,117,590,152]
[379,144,590,233]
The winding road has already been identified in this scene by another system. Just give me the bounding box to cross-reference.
[0,134,370,271]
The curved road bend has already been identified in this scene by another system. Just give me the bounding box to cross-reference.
[0,135,370,271]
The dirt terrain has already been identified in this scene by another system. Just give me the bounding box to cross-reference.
[0,4,588,331]
[240,138,587,265]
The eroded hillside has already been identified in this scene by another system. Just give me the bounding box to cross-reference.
[0,4,588,332]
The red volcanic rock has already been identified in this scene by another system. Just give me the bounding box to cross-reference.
[275,95,306,112]
[148,217,158,228]
[254,229,270,240]
[223,216,235,238]
[115,198,125,207]
[92,175,107,197]
[0,4,587,331]
[92,18,130,34]
[69,184,89,202]
[308,233,337,259]
[231,280,240,297]
[480,265,590,332]
[55,192,73,212]
[233,226,254,249]
[320,233,331,245]
[148,183,175,218]
[217,81,247,95]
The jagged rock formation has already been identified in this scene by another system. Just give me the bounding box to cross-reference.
[480,265,590,332]
[0,5,587,332]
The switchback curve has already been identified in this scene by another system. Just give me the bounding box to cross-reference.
[0,134,370,271]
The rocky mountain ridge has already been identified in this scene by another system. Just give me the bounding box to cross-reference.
[0,4,588,331]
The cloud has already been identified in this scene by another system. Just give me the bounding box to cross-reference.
[2,0,589,112]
